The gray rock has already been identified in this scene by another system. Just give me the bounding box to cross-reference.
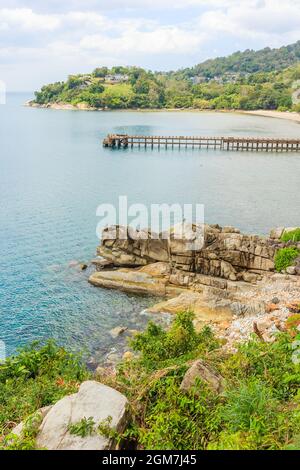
[231,301,265,316]
[223,226,240,233]
[91,258,115,271]
[89,270,167,295]
[180,360,224,394]
[11,406,53,438]
[106,352,120,364]
[286,266,297,275]
[109,326,128,338]
[241,271,259,283]
[36,381,129,450]
[269,227,284,240]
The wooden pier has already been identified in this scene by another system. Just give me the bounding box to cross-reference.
[103,134,300,152]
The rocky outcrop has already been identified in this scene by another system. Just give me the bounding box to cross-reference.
[25,101,100,111]
[89,268,168,295]
[90,224,287,298]
[146,291,232,324]
[89,225,300,346]
[95,224,278,282]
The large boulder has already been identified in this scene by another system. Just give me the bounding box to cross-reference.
[36,381,128,450]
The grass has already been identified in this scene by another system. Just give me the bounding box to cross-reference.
[274,247,300,272]
[281,228,300,243]
[101,83,134,106]
[102,83,133,95]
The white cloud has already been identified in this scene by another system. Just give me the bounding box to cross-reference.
[80,27,206,55]
[198,0,300,41]
[0,8,60,31]
[0,1,299,90]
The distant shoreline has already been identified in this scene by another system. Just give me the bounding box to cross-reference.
[25,101,300,122]
[240,110,300,123]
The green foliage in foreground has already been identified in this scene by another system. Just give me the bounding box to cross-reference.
[0,341,90,447]
[101,311,300,450]
[275,247,300,272]
[1,313,300,450]
[281,228,300,243]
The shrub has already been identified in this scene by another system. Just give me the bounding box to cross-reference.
[0,341,90,439]
[130,311,219,370]
[221,333,300,401]
[274,247,300,272]
[281,228,300,243]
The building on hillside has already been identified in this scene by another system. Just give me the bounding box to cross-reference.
[78,80,93,90]
[104,74,129,83]
[190,75,207,84]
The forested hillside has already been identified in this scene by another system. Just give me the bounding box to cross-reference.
[33,42,300,111]
[182,41,300,78]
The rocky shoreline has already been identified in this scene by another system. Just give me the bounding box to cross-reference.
[89,224,300,352]
[25,100,102,111]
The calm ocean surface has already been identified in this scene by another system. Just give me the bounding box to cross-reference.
[1,92,300,359]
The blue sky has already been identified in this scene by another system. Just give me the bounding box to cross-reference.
[0,0,300,91]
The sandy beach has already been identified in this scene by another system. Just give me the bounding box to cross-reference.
[242,109,300,123]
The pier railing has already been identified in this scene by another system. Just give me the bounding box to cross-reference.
[103,134,300,152]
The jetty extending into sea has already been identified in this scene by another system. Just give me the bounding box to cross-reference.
[103,134,300,152]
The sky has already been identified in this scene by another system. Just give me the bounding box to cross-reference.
[0,0,300,91]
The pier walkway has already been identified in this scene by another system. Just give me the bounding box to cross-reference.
[103,134,300,152]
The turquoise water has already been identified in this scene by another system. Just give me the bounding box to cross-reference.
[1,93,300,358]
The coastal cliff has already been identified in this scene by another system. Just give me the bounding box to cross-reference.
[89,224,300,348]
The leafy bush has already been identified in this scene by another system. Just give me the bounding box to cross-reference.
[0,341,90,439]
[281,228,300,243]
[130,311,219,370]
[68,417,96,438]
[274,247,300,272]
